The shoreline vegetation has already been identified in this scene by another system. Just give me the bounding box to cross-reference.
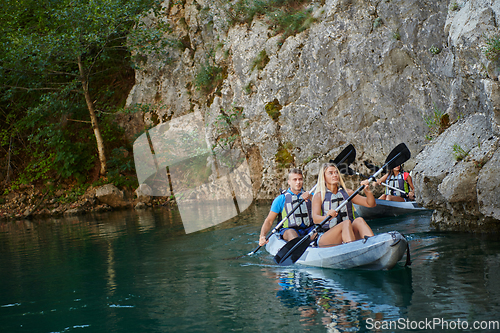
[0,183,175,221]
[0,0,318,222]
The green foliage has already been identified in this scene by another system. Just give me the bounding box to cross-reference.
[452,143,469,161]
[227,0,315,46]
[13,96,97,185]
[251,50,270,71]
[484,35,500,61]
[449,2,460,11]
[0,0,166,190]
[194,60,224,94]
[423,104,450,140]
[244,81,254,95]
[213,107,244,132]
[373,18,383,29]
[106,147,138,189]
[269,7,316,45]
[57,186,88,204]
[392,31,401,40]
[276,142,295,168]
[303,156,315,164]
[429,46,441,55]
[212,106,244,151]
[265,99,282,121]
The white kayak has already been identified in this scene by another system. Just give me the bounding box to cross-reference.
[353,199,430,220]
[266,231,408,270]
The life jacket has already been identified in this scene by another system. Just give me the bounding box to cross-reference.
[281,190,312,228]
[385,172,410,197]
[321,188,355,230]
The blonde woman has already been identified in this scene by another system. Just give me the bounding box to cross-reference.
[311,162,375,247]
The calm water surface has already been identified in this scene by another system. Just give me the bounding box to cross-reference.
[1,204,499,332]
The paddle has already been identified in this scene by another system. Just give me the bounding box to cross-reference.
[247,183,317,256]
[343,166,408,196]
[247,144,356,256]
[274,143,411,266]
[329,144,355,175]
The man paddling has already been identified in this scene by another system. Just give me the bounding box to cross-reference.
[259,169,315,246]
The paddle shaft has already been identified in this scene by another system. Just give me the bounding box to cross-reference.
[251,145,357,256]
[247,183,317,255]
[276,148,407,265]
[348,168,409,195]
[278,179,373,264]
[381,182,407,195]
[322,150,407,227]
[365,171,409,195]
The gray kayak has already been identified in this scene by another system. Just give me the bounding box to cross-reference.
[266,231,408,270]
[353,199,430,220]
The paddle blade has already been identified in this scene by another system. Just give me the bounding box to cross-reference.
[345,166,357,176]
[384,143,411,171]
[364,160,380,174]
[331,144,356,166]
[330,144,356,175]
[274,235,312,266]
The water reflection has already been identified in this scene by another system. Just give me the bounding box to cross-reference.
[107,242,117,295]
[271,267,413,332]
[1,208,500,332]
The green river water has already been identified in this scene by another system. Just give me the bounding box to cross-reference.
[1,204,499,332]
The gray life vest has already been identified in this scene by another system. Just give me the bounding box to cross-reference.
[281,191,312,228]
[385,172,409,197]
[321,188,354,230]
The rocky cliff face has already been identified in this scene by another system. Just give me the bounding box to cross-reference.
[123,0,500,231]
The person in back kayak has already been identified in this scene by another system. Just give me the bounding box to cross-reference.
[258,168,314,246]
[374,164,415,201]
[311,162,375,247]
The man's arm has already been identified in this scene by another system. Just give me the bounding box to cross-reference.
[259,211,279,246]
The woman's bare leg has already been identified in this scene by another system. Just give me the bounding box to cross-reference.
[387,195,405,202]
[352,217,374,239]
[341,220,355,243]
[318,222,354,247]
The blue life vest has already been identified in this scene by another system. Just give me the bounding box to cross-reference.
[321,188,354,230]
[281,191,312,228]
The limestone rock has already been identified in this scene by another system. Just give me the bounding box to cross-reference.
[96,184,128,208]
[135,202,149,210]
[413,114,500,231]
[122,0,500,231]
[477,148,500,220]
[64,208,86,216]
[135,184,153,203]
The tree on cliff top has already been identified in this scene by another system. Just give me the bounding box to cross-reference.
[0,0,167,184]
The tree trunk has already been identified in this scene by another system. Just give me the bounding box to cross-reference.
[78,55,107,176]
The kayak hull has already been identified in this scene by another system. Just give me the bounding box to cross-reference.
[354,199,429,220]
[266,231,408,270]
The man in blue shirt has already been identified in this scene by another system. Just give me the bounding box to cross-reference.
[259,168,315,246]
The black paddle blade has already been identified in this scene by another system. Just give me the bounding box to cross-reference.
[330,144,356,167]
[384,143,411,171]
[344,166,357,176]
[364,160,380,174]
[274,235,313,266]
